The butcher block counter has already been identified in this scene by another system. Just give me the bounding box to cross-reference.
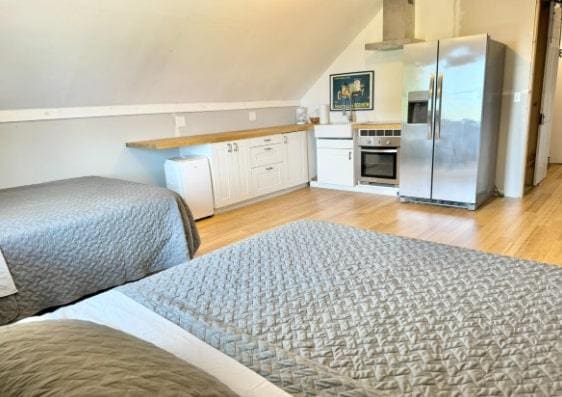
[125,122,403,150]
[126,124,313,150]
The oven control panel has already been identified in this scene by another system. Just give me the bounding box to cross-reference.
[358,129,401,147]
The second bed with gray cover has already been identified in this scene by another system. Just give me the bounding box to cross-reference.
[0,176,199,324]
[120,220,562,396]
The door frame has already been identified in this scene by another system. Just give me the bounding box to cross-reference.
[525,0,560,188]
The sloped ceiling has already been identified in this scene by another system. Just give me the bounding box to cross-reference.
[0,0,382,109]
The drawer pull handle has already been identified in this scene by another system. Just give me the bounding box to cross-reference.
[264,138,272,142]
[264,147,273,151]
[265,166,274,171]
[227,143,232,153]
[233,143,239,152]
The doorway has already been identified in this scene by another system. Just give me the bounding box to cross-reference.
[526,0,562,187]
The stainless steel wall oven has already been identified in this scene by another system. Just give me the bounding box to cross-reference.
[357,129,400,186]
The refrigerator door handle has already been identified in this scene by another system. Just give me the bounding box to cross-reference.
[427,74,435,140]
[435,74,444,140]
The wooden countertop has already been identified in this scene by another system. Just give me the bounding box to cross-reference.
[126,124,313,150]
[352,122,401,130]
[126,122,401,150]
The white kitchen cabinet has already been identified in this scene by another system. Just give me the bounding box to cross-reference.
[247,131,308,198]
[250,163,286,197]
[282,131,309,186]
[317,139,354,187]
[314,124,353,139]
[210,140,250,208]
[184,130,309,209]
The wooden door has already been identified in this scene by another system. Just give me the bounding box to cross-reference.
[525,0,552,187]
[534,2,562,185]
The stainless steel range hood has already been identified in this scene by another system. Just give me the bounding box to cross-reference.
[365,0,422,51]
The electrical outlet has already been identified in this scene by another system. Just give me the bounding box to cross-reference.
[174,115,186,137]
[174,115,186,128]
[513,92,521,103]
[248,111,257,121]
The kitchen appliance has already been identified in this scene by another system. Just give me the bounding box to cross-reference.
[165,155,214,220]
[399,34,505,210]
[296,107,308,124]
[357,129,400,186]
[365,0,421,51]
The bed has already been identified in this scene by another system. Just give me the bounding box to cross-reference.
[0,176,199,325]
[23,221,562,396]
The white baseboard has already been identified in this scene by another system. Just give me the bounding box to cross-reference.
[310,181,399,197]
[213,183,309,214]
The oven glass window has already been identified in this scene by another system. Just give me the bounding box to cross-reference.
[361,151,396,179]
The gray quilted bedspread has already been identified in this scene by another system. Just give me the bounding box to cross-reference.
[120,220,562,396]
[0,176,199,325]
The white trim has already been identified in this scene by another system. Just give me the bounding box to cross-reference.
[310,180,399,197]
[214,184,309,213]
[0,100,300,123]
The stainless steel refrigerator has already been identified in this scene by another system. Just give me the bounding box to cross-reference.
[399,34,505,210]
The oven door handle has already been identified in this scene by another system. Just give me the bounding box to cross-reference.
[361,149,398,154]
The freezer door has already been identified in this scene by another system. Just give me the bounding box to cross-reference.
[399,40,438,200]
[432,35,488,204]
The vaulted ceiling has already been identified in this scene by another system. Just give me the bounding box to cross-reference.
[0,0,382,109]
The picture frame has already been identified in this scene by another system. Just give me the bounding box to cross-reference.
[329,70,374,111]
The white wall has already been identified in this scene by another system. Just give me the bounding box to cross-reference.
[301,0,538,198]
[301,9,403,124]
[301,0,460,123]
[0,0,381,110]
[550,56,562,163]
[415,0,459,41]
[457,0,537,197]
[0,107,296,189]
[0,0,539,195]
[0,0,382,190]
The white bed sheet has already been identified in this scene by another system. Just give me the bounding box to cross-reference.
[0,248,17,298]
[22,290,289,397]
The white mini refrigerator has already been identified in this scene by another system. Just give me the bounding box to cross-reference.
[164,156,214,220]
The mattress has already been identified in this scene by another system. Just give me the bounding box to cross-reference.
[0,176,200,324]
[117,220,562,396]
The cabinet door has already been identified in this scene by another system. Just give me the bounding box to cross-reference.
[210,142,236,208]
[283,131,309,187]
[231,140,251,202]
[250,163,286,197]
[317,148,354,186]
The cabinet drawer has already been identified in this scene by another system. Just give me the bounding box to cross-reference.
[249,134,283,147]
[250,164,285,196]
[249,144,283,168]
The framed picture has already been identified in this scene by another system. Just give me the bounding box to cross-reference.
[330,71,374,111]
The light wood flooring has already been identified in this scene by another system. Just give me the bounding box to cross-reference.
[196,164,562,266]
